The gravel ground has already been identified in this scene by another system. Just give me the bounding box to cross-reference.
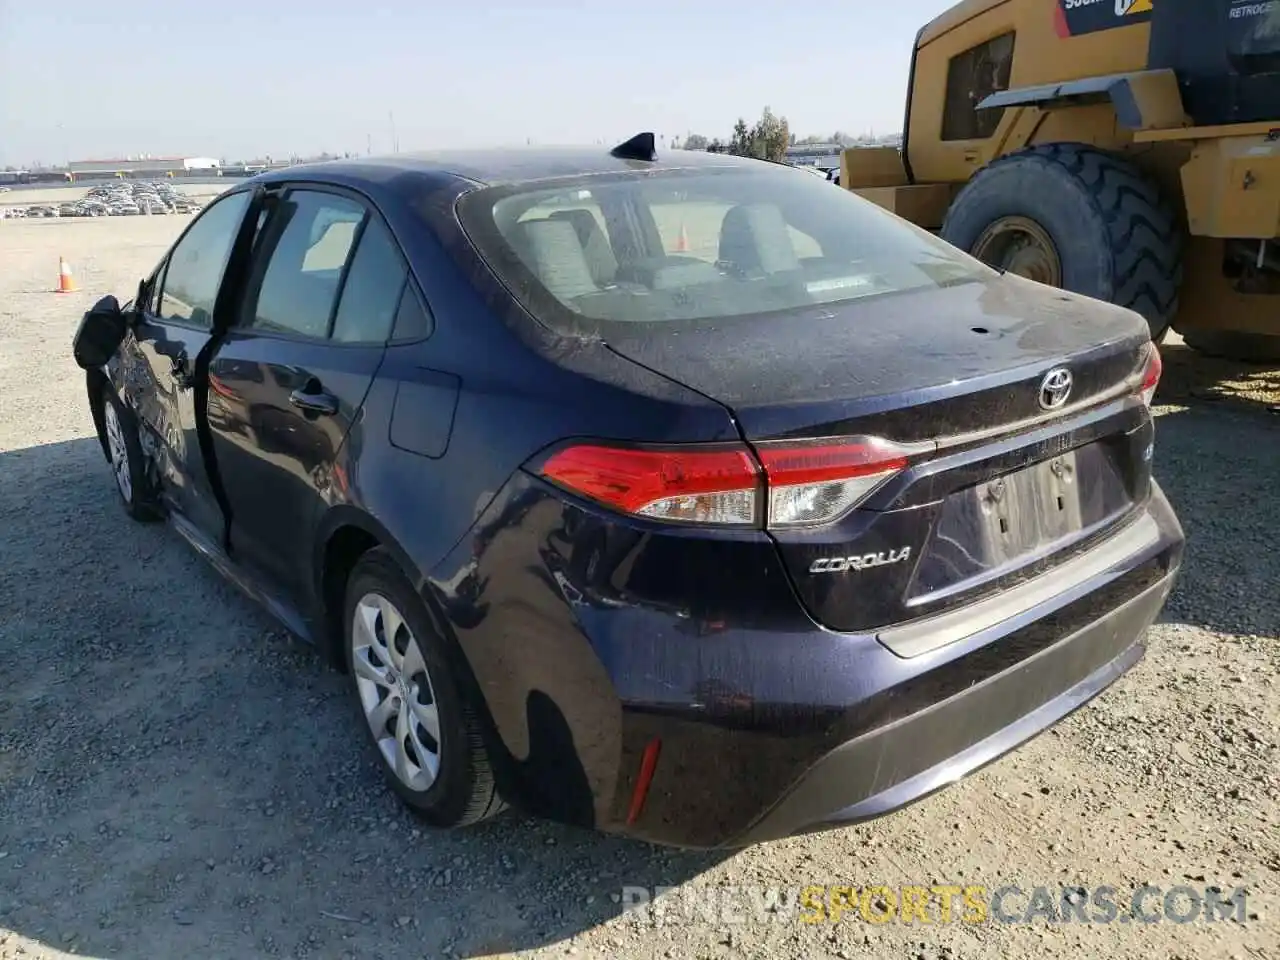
[1,216,1277,960]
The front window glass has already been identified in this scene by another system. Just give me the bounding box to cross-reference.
[158,190,251,328]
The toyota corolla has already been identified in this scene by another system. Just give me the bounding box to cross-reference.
[72,135,1184,848]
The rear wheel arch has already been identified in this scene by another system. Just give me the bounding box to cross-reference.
[315,508,435,669]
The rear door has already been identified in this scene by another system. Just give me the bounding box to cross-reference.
[123,189,253,541]
[205,186,408,603]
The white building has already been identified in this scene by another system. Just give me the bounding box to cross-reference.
[67,155,221,178]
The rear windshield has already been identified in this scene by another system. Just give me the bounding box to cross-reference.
[456,165,992,336]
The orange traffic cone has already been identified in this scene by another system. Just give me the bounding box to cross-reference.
[675,223,690,253]
[56,257,77,294]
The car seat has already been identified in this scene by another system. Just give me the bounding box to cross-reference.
[516,218,600,302]
[717,203,800,279]
[548,209,618,286]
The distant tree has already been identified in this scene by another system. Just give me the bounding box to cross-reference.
[681,133,709,151]
[726,108,791,163]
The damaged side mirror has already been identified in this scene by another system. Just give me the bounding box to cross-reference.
[71,294,127,371]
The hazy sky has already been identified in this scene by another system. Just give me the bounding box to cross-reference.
[0,0,954,167]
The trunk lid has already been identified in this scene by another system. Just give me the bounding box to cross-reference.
[604,274,1149,441]
[606,274,1156,637]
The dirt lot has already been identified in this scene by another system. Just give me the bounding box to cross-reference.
[1,215,1277,960]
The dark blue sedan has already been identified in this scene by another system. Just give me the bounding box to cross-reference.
[73,135,1184,848]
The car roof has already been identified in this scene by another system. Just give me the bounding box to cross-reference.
[251,143,766,189]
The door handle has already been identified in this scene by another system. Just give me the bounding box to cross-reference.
[289,384,339,416]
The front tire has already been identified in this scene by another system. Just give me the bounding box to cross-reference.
[941,143,1184,341]
[101,384,160,522]
[343,548,505,828]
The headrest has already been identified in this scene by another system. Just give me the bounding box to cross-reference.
[718,203,799,276]
[550,209,618,284]
[516,218,599,301]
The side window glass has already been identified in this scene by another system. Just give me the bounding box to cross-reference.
[391,283,434,341]
[138,259,167,314]
[244,190,363,338]
[331,216,408,343]
[941,32,1016,142]
[158,191,252,328]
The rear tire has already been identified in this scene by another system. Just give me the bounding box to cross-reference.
[1180,329,1280,363]
[343,548,505,829]
[941,143,1184,341]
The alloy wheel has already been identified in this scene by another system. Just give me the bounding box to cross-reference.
[351,592,442,792]
[103,402,132,502]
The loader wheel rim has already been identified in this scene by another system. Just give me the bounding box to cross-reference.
[971,216,1063,287]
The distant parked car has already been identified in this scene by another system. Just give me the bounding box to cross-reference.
[59,203,79,217]
[26,205,58,217]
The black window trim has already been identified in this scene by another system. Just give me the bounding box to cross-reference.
[388,274,435,346]
[324,210,372,340]
[137,256,168,317]
[153,187,256,332]
[229,180,435,349]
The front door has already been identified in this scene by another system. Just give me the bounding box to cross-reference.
[125,189,253,540]
[205,186,410,605]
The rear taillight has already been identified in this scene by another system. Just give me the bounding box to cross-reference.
[1139,343,1162,408]
[538,436,911,528]
[540,444,760,525]
[755,437,910,527]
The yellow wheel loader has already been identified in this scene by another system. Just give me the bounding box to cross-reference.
[842,0,1280,360]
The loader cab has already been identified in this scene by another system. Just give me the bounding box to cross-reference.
[1148,0,1280,126]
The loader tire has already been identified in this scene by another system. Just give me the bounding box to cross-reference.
[941,143,1184,341]
[1180,330,1280,363]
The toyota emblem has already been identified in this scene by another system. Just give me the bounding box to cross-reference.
[1038,367,1073,410]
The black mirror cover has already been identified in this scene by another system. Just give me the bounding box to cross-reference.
[72,295,127,370]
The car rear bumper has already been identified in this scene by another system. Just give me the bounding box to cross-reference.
[734,567,1172,845]
[656,485,1180,848]
[439,475,1184,849]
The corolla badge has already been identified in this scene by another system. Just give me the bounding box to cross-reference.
[809,548,911,574]
[1038,367,1074,410]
